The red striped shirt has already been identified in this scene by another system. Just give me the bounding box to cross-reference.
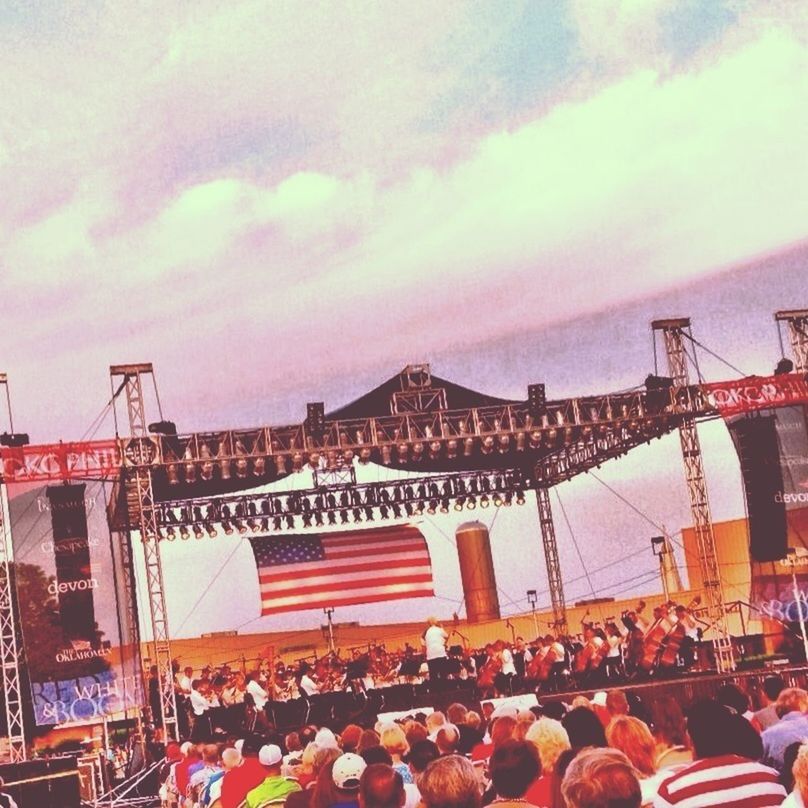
[654,755,786,807]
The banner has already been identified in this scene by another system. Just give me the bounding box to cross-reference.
[6,480,142,726]
[703,373,808,418]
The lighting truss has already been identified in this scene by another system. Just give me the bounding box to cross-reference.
[154,469,530,538]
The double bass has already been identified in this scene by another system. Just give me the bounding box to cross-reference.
[477,645,501,692]
[658,598,701,668]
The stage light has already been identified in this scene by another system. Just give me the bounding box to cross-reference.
[481,436,494,454]
[381,445,392,464]
[219,452,232,480]
[454,497,465,512]
[248,518,259,532]
[193,525,204,539]
[184,459,197,484]
[223,521,234,535]
[199,443,214,481]
[497,435,510,454]
[275,455,287,475]
[417,483,427,499]
[380,504,389,519]
[466,496,477,510]
[327,512,336,525]
[493,492,503,507]
[351,489,362,506]
[427,500,438,515]
[235,442,249,479]
[413,502,424,515]
[310,451,322,469]
[352,508,363,522]
[166,527,176,540]
[206,524,217,538]
[429,441,441,460]
[315,512,325,527]
[480,494,490,508]
[340,491,350,508]
[440,499,450,513]
[343,449,355,464]
[404,503,414,517]
[463,438,474,457]
[340,510,350,524]
[481,476,492,493]
[392,504,402,518]
[302,514,313,528]
[253,456,265,476]
[327,493,337,509]
[364,507,374,521]
[167,463,179,485]
[260,499,272,516]
[180,525,190,540]
[455,478,467,495]
[529,431,542,449]
[397,443,409,462]
[528,383,546,417]
[468,478,479,495]
[446,439,458,459]
[412,442,424,461]
[359,448,372,464]
[193,506,203,522]
[515,432,526,451]
[515,488,526,505]
[273,516,282,531]
[503,492,513,506]
[285,515,295,529]
[313,494,325,510]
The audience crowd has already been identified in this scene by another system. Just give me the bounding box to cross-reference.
[158,672,808,808]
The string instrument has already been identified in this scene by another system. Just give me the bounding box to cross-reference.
[477,650,501,690]
[625,601,647,667]
[658,597,701,668]
[526,644,548,680]
[574,641,593,673]
[538,641,563,681]
[639,605,678,672]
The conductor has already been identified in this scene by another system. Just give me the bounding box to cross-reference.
[422,616,448,688]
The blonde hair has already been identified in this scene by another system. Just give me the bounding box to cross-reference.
[524,718,570,773]
[562,748,641,808]
[606,716,656,777]
[380,723,409,756]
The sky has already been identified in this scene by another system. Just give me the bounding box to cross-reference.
[1,1,807,643]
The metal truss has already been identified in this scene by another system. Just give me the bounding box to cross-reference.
[111,366,178,741]
[0,483,26,761]
[777,309,808,373]
[535,487,567,636]
[653,319,734,672]
[155,469,529,536]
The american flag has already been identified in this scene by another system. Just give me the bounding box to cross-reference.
[248,525,434,616]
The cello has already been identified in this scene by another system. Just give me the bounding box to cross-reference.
[658,597,701,668]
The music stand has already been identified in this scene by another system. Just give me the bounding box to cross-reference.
[398,658,423,677]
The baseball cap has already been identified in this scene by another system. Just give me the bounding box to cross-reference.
[258,744,283,767]
[332,753,367,789]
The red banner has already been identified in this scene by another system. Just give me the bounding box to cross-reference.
[0,440,120,483]
[702,373,808,419]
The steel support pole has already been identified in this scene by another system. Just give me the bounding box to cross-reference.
[0,483,26,761]
[652,319,734,671]
[535,487,568,637]
[776,310,808,373]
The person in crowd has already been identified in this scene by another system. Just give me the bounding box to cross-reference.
[205,747,241,807]
[341,725,364,754]
[716,683,762,731]
[295,743,324,789]
[403,720,428,748]
[245,670,270,714]
[245,744,302,808]
[542,702,567,722]
[188,744,223,805]
[419,755,481,808]
[403,740,439,808]
[358,730,381,754]
[426,711,447,741]
[551,748,581,808]
[781,742,804,797]
[606,715,669,805]
[379,724,413,784]
[762,688,808,771]
[471,715,516,762]
[648,696,692,771]
[287,747,343,808]
[514,710,536,741]
[755,675,786,731]
[562,747,642,808]
[782,743,808,808]
[653,699,785,807]
[175,741,202,803]
[221,736,282,808]
[361,746,394,766]
[447,703,483,755]
[524,717,570,807]
[435,725,460,756]
[605,690,629,722]
[359,764,406,808]
[562,707,608,749]
[325,753,367,808]
[487,740,541,808]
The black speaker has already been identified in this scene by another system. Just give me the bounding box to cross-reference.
[0,757,80,808]
[729,415,788,562]
[306,402,326,438]
[528,384,546,418]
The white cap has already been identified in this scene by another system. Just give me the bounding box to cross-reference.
[314,727,339,749]
[234,739,245,754]
[332,753,367,789]
[592,691,608,707]
[258,744,283,767]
